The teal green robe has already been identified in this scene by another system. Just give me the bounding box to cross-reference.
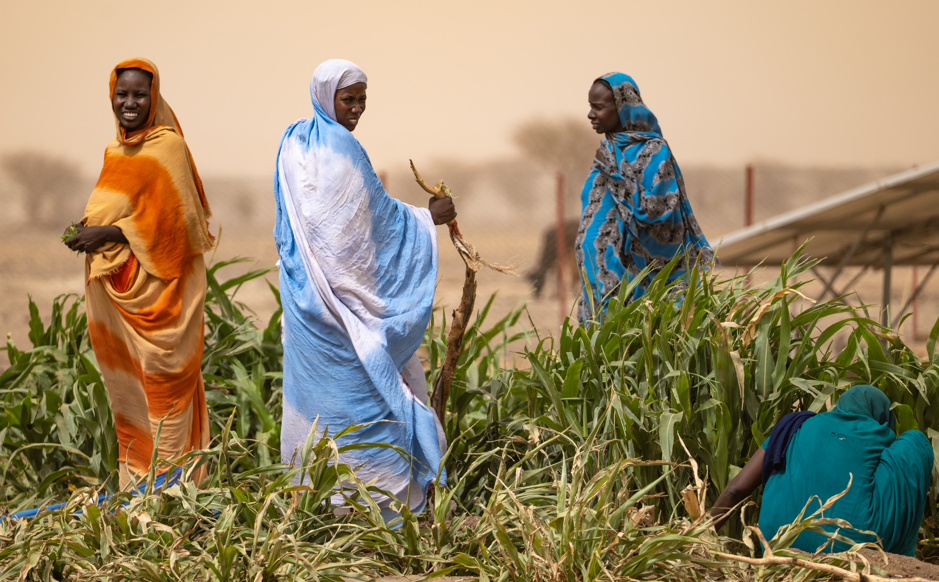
[759,405,932,556]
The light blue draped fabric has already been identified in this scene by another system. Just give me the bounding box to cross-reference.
[575,73,713,320]
[274,63,446,522]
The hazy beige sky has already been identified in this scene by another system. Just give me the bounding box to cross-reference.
[2,0,938,178]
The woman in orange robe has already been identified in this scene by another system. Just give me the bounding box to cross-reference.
[65,58,214,489]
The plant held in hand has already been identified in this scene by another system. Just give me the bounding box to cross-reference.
[61,221,83,254]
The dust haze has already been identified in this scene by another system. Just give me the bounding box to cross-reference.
[2,1,938,362]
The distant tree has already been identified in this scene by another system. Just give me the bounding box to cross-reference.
[512,116,599,209]
[513,117,599,298]
[1,151,82,227]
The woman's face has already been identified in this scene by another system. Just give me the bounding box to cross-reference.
[587,82,623,134]
[334,82,367,132]
[112,70,152,133]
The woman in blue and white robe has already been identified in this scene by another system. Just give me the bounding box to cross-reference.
[576,73,713,320]
[273,59,453,521]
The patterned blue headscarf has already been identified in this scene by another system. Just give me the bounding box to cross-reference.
[602,72,662,136]
[575,73,713,320]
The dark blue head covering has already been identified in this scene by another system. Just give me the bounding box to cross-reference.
[761,411,816,490]
[595,73,662,137]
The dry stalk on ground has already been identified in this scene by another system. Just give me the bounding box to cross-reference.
[409,160,518,424]
[711,526,932,582]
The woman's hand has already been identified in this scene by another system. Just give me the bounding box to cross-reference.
[429,196,457,225]
[64,225,128,253]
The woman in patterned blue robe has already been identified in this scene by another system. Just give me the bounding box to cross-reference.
[575,73,713,320]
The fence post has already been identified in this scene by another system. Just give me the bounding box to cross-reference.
[745,164,754,287]
[745,164,754,228]
[883,233,893,328]
[912,266,919,340]
[556,172,567,324]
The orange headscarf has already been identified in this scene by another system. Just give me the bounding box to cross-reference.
[110,58,183,145]
[107,58,210,213]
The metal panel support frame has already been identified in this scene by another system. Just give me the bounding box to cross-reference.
[882,233,892,328]
[815,207,885,302]
[892,256,939,329]
[807,205,930,331]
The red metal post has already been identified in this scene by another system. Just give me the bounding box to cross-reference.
[745,164,754,287]
[912,266,919,340]
[745,164,754,227]
[912,163,920,341]
[556,172,567,323]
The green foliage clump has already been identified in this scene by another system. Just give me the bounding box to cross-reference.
[1,250,938,580]
[437,250,939,542]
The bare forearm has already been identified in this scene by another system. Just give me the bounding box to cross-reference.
[710,487,749,531]
[709,447,764,531]
[64,224,127,253]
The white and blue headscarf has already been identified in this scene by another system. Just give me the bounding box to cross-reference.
[575,73,713,320]
[274,59,446,521]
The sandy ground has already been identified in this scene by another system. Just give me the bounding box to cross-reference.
[0,227,89,359]
[348,550,939,581]
[858,548,939,579]
[339,551,939,581]
[785,547,939,580]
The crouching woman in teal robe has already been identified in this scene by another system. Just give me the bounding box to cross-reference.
[710,385,934,556]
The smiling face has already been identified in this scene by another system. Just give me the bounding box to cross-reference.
[112,69,152,133]
[334,82,367,132]
[587,81,624,135]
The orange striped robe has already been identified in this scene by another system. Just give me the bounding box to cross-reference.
[83,58,213,489]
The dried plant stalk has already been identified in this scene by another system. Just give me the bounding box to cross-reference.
[409,160,519,276]
[711,526,929,582]
[409,160,517,425]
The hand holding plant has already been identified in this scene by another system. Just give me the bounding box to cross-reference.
[62,223,128,254]
[61,221,84,254]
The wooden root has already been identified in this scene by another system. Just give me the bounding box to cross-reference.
[430,263,476,425]
[409,159,517,425]
[446,230,518,275]
[409,159,451,199]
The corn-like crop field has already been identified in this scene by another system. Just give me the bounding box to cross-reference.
[2,250,939,581]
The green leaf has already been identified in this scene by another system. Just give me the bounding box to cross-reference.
[560,361,583,399]
[895,403,918,433]
[658,410,683,463]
